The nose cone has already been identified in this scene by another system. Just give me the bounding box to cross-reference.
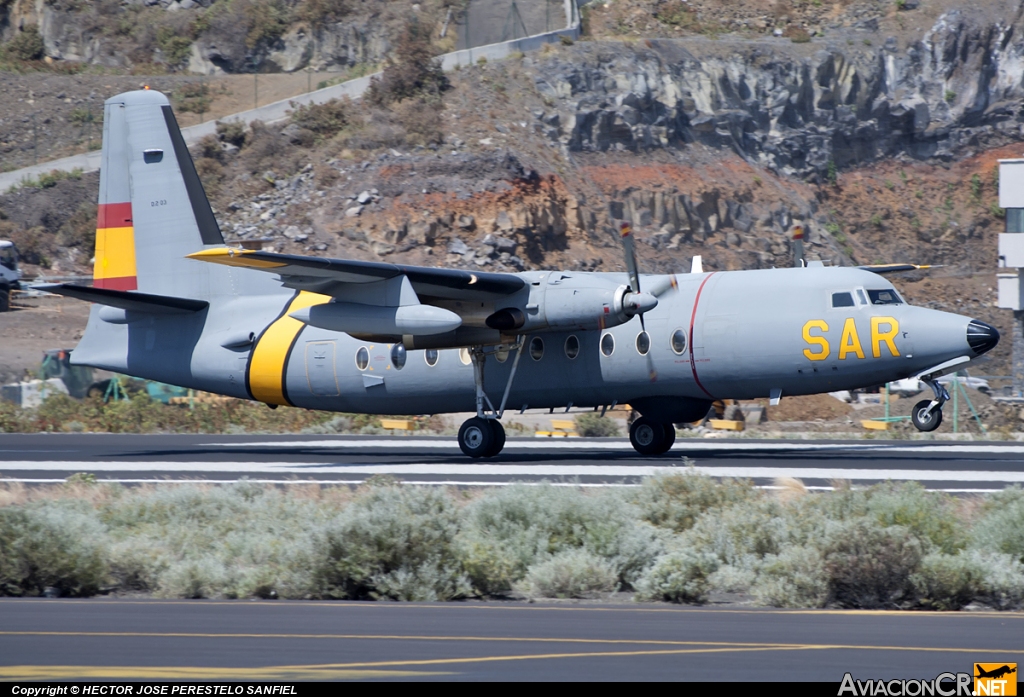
[967,319,999,356]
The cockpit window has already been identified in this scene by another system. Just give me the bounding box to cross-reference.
[831,292,855,308]
[857,289,868,306]
[867,289,903,305]
[0,246,15,271]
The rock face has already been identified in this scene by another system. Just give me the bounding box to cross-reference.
[533,11,1024,181]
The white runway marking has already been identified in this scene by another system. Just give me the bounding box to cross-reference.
[0,477,1012,493]
[2,461,1023,482]
[203,439,1024,454]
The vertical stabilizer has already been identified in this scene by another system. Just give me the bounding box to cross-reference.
[93,89,227,300]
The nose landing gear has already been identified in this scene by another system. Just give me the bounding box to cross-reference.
[911,377,950,432]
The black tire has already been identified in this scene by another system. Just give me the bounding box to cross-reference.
[659,423,676,454]
[911,399,943,432]
[0,288,9,313]
[484,420,506,457]
[629,416,667,456]
[458,417,495,458]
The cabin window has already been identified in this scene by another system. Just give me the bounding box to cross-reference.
[459,347,472,365]
[831,292,855,308]
[867,289,903,305]
[355,347,369,370]
[424,349,439,367]
[564,335,580,360]
[390,344,406,370]
[670,329,687,355]
[530,337,544,361]
[636,331,651,355]
[601,333,615,357]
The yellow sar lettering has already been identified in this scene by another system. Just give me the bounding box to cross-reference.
[802,317,901,361]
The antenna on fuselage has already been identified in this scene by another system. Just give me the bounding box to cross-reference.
[791,224,806,268]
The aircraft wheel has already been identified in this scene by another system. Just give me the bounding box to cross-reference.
[630,417,667,456]
[485,420,506,457]
[458,417,495,458]
[659,423,676,454]
[911,399,943,432]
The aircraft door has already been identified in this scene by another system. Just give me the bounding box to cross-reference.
[305,341,340,396]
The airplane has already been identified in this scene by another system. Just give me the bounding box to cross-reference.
[39,89,1000,457]
[976,666,1017,680]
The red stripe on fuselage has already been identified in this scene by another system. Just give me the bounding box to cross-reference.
[97,202,133,229]
[94,276,138,291]
[688,272,716,399]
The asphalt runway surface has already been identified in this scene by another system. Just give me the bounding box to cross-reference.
[1,600,1021,681]
[2,433,1024,491]
[1,434,1024,490]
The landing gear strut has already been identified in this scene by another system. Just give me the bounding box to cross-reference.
[911,377,949,432]
[457,338,521,458]
[629,416,676,455]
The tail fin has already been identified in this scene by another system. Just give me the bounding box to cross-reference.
[93,89,225,298]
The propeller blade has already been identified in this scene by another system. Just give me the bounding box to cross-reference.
[646,274,679,298]
[620,222,641,294]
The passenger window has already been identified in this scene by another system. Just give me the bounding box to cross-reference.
[635,331,650,355]
[529,337,544,361]
[600,333,615,357]
[670,329,686,355]
[390,344,406,370]
[424,349,438,367]
[564,335,580,360]
[867,289,903,305]
[355,347,369,370]
[831,292,855,308]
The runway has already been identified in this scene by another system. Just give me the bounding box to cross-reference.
[0,600,1020,681]
[1,434,1024,490]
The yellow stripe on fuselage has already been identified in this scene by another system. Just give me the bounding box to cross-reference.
[93,226,136,280]
[248,292,331,406]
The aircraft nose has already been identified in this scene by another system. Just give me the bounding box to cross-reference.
[966,319,999,356]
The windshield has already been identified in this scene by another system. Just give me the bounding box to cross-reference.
[0,245,15,271]
[867,289,903,305]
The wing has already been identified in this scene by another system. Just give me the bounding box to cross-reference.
[858,263,938,275]
[187,247,526,301]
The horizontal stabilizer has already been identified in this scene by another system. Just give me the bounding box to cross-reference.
[858,264,938,275]
[36,284,209,314]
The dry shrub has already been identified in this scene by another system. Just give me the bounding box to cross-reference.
[635,547,719,603]
[365,21,449,107]
[574,412,622,438]
[391,98,443,146]
[633,470,755,533]
[55,202,97,251]
[6,25,45,61]
[823,518,923,608]
[296,0,348,31]
[0,221,55,267]
[289,98,349,138]
[195,158,225,196]
[216,120,247,147]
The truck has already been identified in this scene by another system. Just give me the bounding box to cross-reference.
[0,240,22,312]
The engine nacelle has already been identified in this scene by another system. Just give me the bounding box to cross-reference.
[495,281,658,333]
[290,301,463,336]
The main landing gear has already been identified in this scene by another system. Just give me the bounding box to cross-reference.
[457,339,522,459]
[911,376,949,432]
[629,416,676,455]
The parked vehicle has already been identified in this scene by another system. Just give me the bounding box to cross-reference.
[888,373,991,397]
[0,240,21,312]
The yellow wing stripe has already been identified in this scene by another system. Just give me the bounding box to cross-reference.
[187,247,287,268]
[248,292,331,406]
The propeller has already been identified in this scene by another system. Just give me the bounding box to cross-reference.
[617,221,680,382]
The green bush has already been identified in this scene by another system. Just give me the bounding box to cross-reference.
[635,548,719,603]
[457,484,661,594]
[0,506,108,596]
[296,0,348,30]
[574,412,622,438]
[518,549,617,598]
[311,485,469,600]
[750,546,828,607]
[633,470,754,534]
[910,552,986,610]
[972,487,1024,562]
[6,25,45,61]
